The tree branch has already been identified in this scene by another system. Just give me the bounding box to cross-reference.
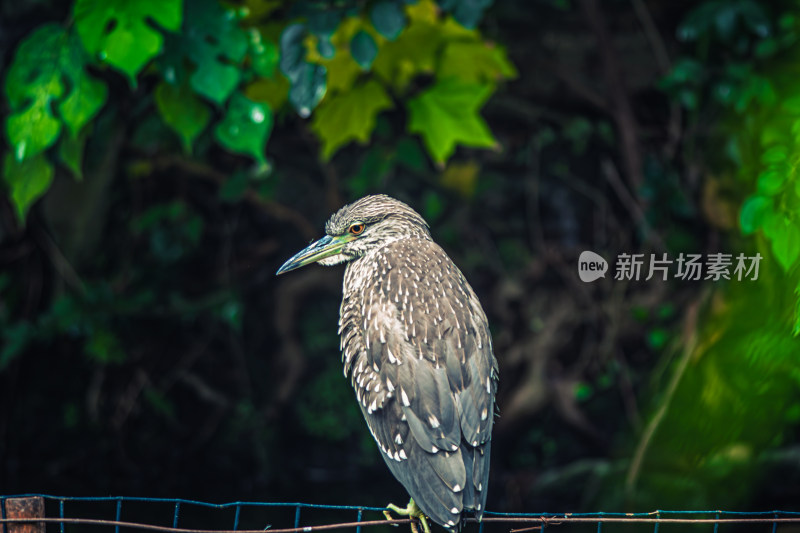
[149,155,318,242]
[579,0,645,193]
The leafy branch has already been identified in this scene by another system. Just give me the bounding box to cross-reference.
[2,0,514,224]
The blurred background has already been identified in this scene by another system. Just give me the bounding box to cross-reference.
[1,0,800,521]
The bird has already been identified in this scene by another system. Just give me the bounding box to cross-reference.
[276,195,499,532]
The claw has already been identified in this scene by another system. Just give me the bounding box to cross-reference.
[383,510,400,526]
[384,499,431,533]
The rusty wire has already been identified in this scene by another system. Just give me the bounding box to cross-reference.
[4,514,800,533]
[0,516,410,533]
[3,496,800,533]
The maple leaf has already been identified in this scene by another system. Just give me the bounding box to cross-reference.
[311,80,394,160]
[408,79,497,165]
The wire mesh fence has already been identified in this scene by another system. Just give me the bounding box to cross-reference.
[2,495,800,533]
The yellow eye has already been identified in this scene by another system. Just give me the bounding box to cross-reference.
[349,223,365,235]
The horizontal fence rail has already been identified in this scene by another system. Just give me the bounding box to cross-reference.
[2,495,800,533]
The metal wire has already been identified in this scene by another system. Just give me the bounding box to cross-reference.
[1,495,799,533]
[0,516,414,533]
[6,516,800,533]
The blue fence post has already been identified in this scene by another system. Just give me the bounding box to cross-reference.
[173,502,181,529]
[234,505,241,531]
[294,505,301,530]
[653,511,660,533]
[356,509,363,533]
[115,498,123,533]
[713,511,719,533]
[59,499,65,533]
[773,511,779,533]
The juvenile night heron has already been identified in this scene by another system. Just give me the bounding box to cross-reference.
[276,195,498,532]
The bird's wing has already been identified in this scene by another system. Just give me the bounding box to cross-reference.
[341,238,498,527]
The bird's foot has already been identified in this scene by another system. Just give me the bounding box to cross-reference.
[384,498,431,533]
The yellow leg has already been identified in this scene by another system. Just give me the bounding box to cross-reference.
[383,498,431,533]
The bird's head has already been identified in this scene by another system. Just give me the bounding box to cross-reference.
[276,194,430,275]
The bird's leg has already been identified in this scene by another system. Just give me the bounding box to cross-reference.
[383,499,431,533]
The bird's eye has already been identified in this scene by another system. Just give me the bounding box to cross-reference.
[349,223,365,235]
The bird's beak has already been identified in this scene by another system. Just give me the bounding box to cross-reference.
[276,234,351,275]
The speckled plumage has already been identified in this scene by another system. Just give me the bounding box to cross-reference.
[282,195,498,529]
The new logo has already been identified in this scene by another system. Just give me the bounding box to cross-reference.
[578,250,608,282]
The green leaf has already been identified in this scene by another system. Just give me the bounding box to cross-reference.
[761,145,787,164]
[775,223,800,271]
[322,47,359,90]
[280,24,308,81]
[306,6,346,38]
[677,1,718,41]
[74,0,182,82]
[739,1,771,37]
[85,328,126,364]
[311,80,394,160]
[787,97,800,115]
[244,76,289,109]
[306,18,364,93]
[59,73,107,137]
[288,63,327,118]
[757,168,786,196]
[713,2,738,41]
[214,94,273,163]
[58,128,88,180]
[249,29,279,78]
[280,24,327,116]
[740,195,771,234]
[7,105,61,162]
[438,0,493,29]
[5,26,64,111]
[372,14,440,90]
[794,281,800,337]
[439,41,517,83]
[662,58,704,86]
[647,328,670,350]
[5,25,107,159]
[755,37,779,58]
[180,0,248,104]
[3,153,55,222]
[0,321,34,370]
[371,1,406,40]
[351,30,378,70]
[155,81,211,152]
[407,79,497,164]
[316,35,336,59]
[763,211,800,271]
[574,382,593,402]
